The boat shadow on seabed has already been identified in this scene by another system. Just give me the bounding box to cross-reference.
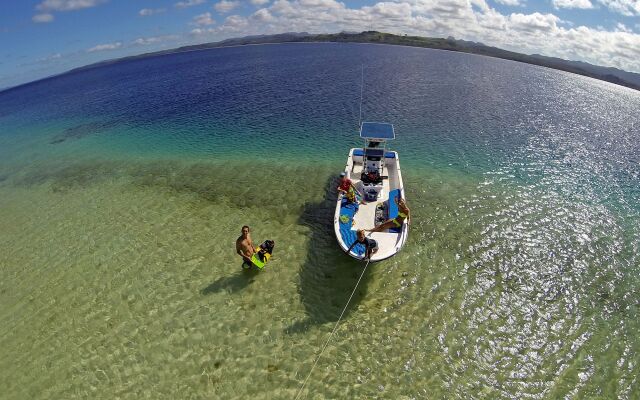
[285,176,373,335]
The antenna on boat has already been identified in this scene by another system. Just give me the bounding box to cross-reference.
[358,64,364,131]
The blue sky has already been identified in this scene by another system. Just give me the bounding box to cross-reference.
[1,0,639,89]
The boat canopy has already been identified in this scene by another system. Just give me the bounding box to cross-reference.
[360,122,395,140]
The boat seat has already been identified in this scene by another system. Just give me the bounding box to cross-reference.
[354,149,396,158]
[338,198,365,256]
[387,189,402,233]
[365,148,384,158]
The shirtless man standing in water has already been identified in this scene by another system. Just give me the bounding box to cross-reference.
[236,225,254,268]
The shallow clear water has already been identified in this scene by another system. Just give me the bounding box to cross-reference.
[1,43,639,399]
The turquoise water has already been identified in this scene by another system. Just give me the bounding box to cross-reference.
[1,43,639,399]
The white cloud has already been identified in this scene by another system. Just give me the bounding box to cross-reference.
[33,0,106,23]
[597,0,640,16]
[139,8,166,16]
[362,2,412,19]
[298,0,344,9]
[175,0,206,9]
[36,0,106,11]
[226,14,249,26]
[191,27,217,35]
[251,0,270,4]
[251,8,275,21]
[616,22,632,32]
[219,14,249,31]
[87,42,122,52]
[32,13,54,22]
[197,0,640,73]
[553,0,593,9]
[192,12,216,25]
[508,12,560,32]
[38,53,62,62]
[270,0,296,15]
[214,0,240,13]
[133,35,179,45]
[494,0,522,6]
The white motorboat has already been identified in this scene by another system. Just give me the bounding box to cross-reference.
[334,122,408,262]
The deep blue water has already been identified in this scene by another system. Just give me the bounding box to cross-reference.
[1,43,636,171]
[2,43,639,218]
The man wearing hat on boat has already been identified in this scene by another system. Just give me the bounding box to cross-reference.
[337,172,366,204]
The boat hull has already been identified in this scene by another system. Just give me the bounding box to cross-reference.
[334,148,409,262]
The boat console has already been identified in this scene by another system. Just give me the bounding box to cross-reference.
[361,144,384,201]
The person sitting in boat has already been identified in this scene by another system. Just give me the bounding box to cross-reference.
[337,172,356,194]
[337,172,366,204]
[368,197,410,233]
[346,229,378,260]
[345,187,358,205]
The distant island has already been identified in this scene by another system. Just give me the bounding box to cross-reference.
[38,31,640,92]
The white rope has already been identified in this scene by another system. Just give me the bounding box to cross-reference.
[294,258,372,400]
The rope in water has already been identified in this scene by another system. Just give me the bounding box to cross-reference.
[294,258,372,400]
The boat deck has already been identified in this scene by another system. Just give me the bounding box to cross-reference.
[342,175,402,260]
[335,145,407,262]
[352,178,389,230]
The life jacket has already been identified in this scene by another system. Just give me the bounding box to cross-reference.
[250,240,275,270]
[346,187,357,203]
